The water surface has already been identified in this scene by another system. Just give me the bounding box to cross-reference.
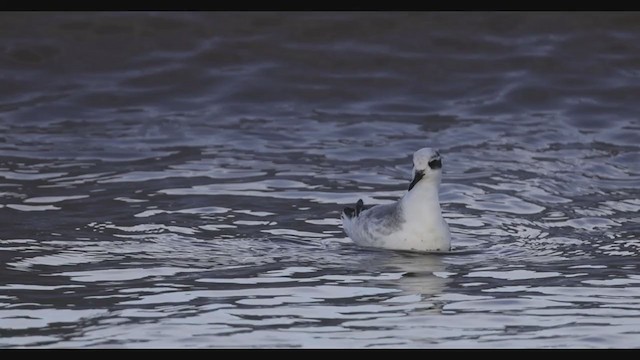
[1,12,639,348]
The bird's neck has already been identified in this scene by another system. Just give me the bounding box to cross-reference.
[400,180,443,218]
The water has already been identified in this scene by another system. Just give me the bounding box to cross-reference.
[0,12,639,348]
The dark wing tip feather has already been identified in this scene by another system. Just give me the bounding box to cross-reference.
[343,207,355,218]
[344,199,367,219]
[355,199,366,216]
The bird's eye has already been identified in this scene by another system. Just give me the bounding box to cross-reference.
[428,159,442,169]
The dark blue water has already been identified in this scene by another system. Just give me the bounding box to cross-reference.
[1,12,639,348]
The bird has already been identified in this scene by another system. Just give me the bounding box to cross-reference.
[341,147,451,252]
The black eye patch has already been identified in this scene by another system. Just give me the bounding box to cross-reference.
[428,159,442,169]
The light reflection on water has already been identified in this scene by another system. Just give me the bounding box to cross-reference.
[1,12,640,348]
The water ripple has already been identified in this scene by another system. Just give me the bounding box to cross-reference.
[1,12,640,348]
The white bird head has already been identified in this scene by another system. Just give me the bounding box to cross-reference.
[408,147,442,190]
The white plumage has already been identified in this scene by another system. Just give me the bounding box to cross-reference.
[341,147,451,252]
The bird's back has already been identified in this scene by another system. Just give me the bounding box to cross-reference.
[341,197,451,252]
[341,201,404,247]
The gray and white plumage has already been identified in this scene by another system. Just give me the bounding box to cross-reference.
[341,147,451,252]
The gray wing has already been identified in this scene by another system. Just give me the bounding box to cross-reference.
[358,202,405,238]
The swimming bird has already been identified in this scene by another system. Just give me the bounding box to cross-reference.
[341,147,451,252]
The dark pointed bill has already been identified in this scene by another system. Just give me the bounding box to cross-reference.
[408,170,424,191]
